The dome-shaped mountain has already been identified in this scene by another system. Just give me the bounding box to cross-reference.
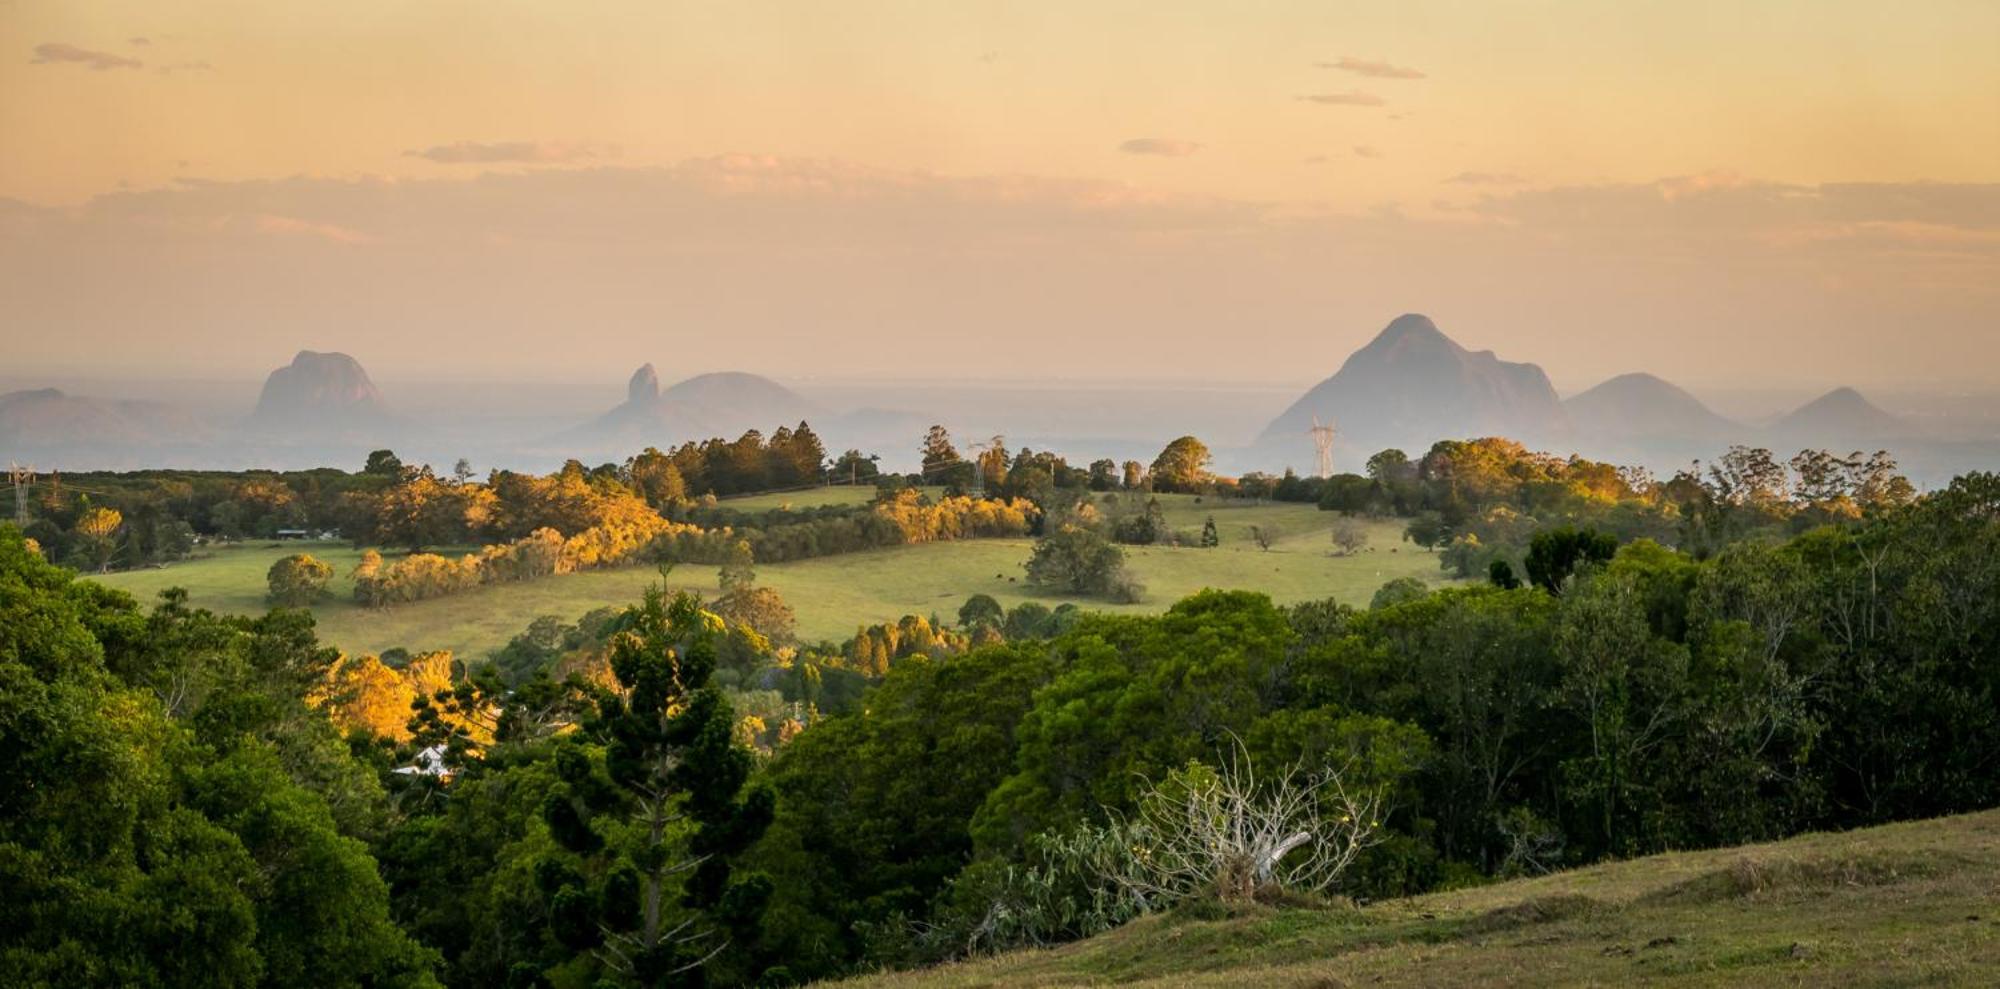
[1567,373,1739,441]
[1769,387,1908,446]
[252,351,389,430]
[566,367,824,453]
[1257,314,1570,460]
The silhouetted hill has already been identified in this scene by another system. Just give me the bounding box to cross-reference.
[0,388,210,448]
[560,367,825,455]
[1256,314,1570,464]
[251,351,390,432]
[1567,373,1739,441]
[1770,387,1907,446]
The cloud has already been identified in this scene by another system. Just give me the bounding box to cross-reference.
[30,42,142,71]
[1445,171,1526,186]
[254,213,372,245]
[404,141,614,164]
[129,37,151,47]
[3,162,1993,392]
[1317,56,1425,79]
[1118,138,1201,157]
[1354,146,1382,159]
[156,61,214,75]
[1298,91,1385,107]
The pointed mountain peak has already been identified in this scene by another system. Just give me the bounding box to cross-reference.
[1792,386,1885,417]
[1375,312,1448,343]
[627,363,661,405]
[1774,385,1905,439]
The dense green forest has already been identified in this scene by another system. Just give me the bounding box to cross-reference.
[4,431,1994,987]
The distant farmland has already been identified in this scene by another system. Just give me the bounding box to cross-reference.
[91,493,1444,662]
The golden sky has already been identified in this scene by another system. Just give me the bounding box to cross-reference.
[3,1,1998,386]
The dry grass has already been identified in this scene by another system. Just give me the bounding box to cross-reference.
[833,809,2000,987]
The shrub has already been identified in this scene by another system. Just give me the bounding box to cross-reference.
[266,553,334,606]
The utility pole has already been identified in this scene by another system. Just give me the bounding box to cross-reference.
[1309,417,1338,479]
[8,462,35,526]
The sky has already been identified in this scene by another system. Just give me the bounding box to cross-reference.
[3,0,1997,391]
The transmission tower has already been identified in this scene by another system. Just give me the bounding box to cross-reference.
[1308,417,1337,479]
[8,461,35,526]
[965,439,994,497]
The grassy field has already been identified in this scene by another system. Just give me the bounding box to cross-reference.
[90,495,1443,661]
[835,809,2000,988]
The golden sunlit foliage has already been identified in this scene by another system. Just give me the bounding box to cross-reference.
[316,650,456,740]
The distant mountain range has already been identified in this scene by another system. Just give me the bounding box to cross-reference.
[1252,313,1934,477]
[0,323,1986,485]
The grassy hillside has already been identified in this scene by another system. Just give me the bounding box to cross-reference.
[838,809,2000,988]
[89,495,1442,660]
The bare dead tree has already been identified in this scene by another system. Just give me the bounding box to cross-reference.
[1102,739,1387,908]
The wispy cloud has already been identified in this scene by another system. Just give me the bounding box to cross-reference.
[1317,56,1424,79]
[157,61,214,76]
[30,42,142,71]
[128,37,151,47]
[405,140,613,164]
[254,213,372,245]
[1445,171,1527,186]
[1118,138,1202,157]
[1298,91,1385,107]
[1354,145,1382,159]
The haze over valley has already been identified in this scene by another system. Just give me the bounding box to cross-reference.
[6,4,2000,988]
[7,315,1997,487]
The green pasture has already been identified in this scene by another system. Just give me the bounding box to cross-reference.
[90,495,1443,662]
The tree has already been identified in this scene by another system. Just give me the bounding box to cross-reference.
[1148,436,1212,494]
[1121,461,1146,491]
[1249,524,1279,552]
[1404,511,1447,552]
[538,590,774,983]
[958,593,1005,630]
[1523,526,1619,594]
[832,449,881,485]
[363,449,406,478]
[1025,526,1136,600]
[628,447,690,508]
[1094,752,1386,907]
[1318,473,1377,515]
[1200,516,1220,548]
[72,505,123,572]
[1330,518,1368,556]
[1370,576,1430,610]
[1365,449,1413,481]
[712,586,796,645]
[718,538,756,594]
[267,553,334,606]
[1088,459,1119,492]
[1488,559,1521,590]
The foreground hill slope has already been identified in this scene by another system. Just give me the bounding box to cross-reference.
[839,808,2000,987]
